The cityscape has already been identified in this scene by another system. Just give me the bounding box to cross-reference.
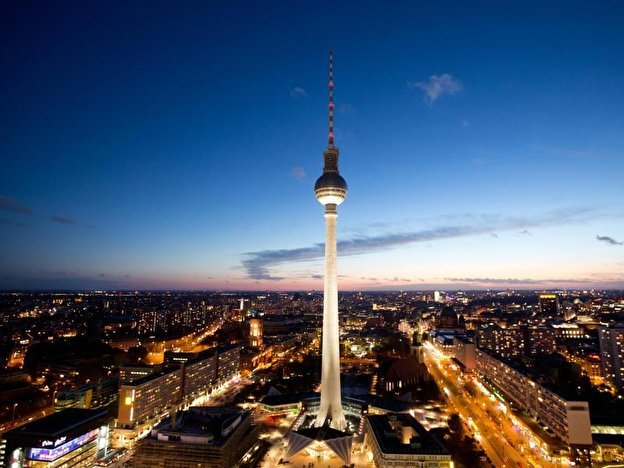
[1,2,624,468]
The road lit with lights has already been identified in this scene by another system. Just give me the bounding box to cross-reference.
[423,342,567,468]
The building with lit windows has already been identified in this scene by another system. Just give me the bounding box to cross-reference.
[54,376,119,412]
[117,366,183,428]
[119,363,162,384]
[598,323,624,391]
[132,407,259,468]
[364,413,452,468]
[476,324,526,358]
[114,345,240,448]
[538,293,560,317]
[1,409,110,467]
[527,325,557,355]
[180,349,218,399]
[216,343,241,384]
[551,322,586,340]
[475,349,592,449]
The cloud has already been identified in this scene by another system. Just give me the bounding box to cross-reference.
[596,235,623,246]
[534,145,617,161]
[50,215,76,225]
[387,277,411,282]
[490,233,499,238]
[519,230,532,236]
[0,195,32,215]
[242,207,596,280]
[291,166,306,181]
[444,277,594,285]
[0,218,33,228]
[408,74,463,105]
[290,86,308,97]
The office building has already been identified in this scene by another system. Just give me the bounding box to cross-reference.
[453,335,476,370]
[551,322,586,340]
[1,409,110,467]
[181,349,218,399]
[476,325,526,358]
[364,413,452,468]
[527,325,557,355]
[119,363,162,384]
[216,343,241,384]
[55,376,119,412]
[538,293,560,317]
[475,349,592,448]
[132,407,259,468]
[598,323,624,391]
[117,366,183,428]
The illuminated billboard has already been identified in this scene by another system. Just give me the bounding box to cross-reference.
[28,429,98,462]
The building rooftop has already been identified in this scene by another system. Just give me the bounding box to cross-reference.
[123,365,180,387]
[149,407,248,446]
[367,413,449,455]
[4,408,108,438]
[453,335,474,344]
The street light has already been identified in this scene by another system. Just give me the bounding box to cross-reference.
[12,402,18,421]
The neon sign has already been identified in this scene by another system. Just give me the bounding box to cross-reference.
[28,429,98,462]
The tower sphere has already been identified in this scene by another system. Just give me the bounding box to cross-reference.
[314,171,347,206]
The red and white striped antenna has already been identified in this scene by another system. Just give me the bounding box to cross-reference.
[328,50,335,147]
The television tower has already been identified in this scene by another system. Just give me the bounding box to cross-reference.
[314,50,347,430]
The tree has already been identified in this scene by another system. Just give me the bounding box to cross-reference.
[448,413,464,437]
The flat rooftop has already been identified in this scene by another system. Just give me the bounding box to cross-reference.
[149,407,249,445]
[123,365,180,386]
[5,408,108,438]
[367,413,449,455]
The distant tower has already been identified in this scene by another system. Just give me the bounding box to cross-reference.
[249,318,263,348]
[314,51,348,431]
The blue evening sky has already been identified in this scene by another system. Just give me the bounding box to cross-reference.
[1,1,623,290]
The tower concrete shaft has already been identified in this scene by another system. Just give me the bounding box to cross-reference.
[315,205,346,430]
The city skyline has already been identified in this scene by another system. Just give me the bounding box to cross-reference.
[2,1,624,291]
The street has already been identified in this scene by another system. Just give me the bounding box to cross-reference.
[422,342,564,468]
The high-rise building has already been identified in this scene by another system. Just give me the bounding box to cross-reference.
[117,366,183,429]
[526,325,557,355]
[314,51,348,431]
[475,349,593,451]
[538,293,560,317]
[453,336,476,370]
[119,363,162,384]
[598,323,624,391]
[216,343,241,384]
[476,324,526,358]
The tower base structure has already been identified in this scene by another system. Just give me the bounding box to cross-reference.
[287,421,353,464]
